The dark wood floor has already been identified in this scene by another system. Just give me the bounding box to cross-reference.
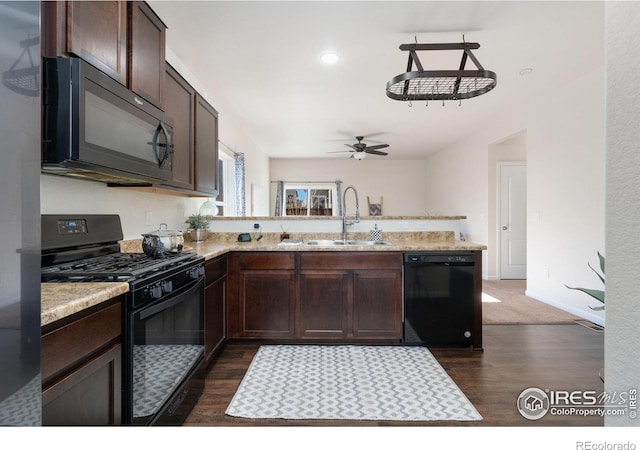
[185,324,604,427]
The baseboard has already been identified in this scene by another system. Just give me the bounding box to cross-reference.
[525,289,605,328]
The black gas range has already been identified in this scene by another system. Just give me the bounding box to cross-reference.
[41,214,206,425]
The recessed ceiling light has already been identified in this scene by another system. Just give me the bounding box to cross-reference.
[320,52,339,65]
[519,68,533,76]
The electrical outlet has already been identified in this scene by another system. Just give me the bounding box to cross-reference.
[416,222,428,230]
[543,268,550,279]
[145,211,153,226]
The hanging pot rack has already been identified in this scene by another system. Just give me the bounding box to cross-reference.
[1,36,39,97]
[385,40,497,104]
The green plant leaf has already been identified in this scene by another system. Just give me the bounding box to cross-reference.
[597,251,605,275]
[565,285,605,303]
[588,262,605,285]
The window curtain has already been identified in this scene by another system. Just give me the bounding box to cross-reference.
[234,152,246,216]
[274,180,284,216]
[335,180,343,216]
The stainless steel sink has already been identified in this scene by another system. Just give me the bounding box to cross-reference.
[305,239,392,246]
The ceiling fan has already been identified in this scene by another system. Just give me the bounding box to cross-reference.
[328,136,389,160]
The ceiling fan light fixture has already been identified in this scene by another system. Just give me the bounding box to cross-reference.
[353,152,366,160]
[386,40,497,103]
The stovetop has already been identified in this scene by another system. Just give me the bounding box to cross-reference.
[41,251,201,283]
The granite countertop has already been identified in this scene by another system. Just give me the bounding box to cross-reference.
[189,238,486,261]
[41,233,486,326]
[41,282,129,327]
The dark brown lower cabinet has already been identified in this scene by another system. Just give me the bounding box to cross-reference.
[204,255,227,367]
[299,253,402,340]
[298,271,349,338]
[227,252,402,341]
[353,270,402,338]
[237,271,296,338]
[42,344,121,426]
[41,299,123,426]
[227,252,295,339]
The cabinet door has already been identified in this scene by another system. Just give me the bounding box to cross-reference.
[42,344,122,426]
[194,94,219,195]
[204,256,227,366]
[353,270,402,339]
[163,63,195,190]
[205,278,226,366]
[128,1,166,107]
[298,271,349,339]
[58,1,128,84]
[238,271,295,338]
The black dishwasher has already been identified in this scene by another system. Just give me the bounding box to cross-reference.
[403,252,475,347]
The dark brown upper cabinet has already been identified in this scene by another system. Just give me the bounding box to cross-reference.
[44,1,166,108]
[44,1,128,85]
[128,1,166,108]
[194,94,219,196]
[163,63,196,190]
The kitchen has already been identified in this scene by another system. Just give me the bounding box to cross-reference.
[1,0,639,447]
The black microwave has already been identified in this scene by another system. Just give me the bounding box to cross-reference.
[42,57,174,185]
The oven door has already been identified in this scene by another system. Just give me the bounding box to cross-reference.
[125,277,205,425]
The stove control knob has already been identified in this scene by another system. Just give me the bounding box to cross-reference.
[162,280,173,294]
[147,284,163,299]
[187,266,204,280]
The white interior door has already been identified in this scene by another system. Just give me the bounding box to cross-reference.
[499,163,527,279]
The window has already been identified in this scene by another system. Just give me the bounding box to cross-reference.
[283,183,337,216]
[215,151,236,216]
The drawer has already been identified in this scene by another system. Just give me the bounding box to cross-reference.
[42,302,121,385]
[300,252,403,270]
[232,252,295,270]
[205,255,227,284]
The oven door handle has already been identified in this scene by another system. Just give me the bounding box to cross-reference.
[139,277,203,320]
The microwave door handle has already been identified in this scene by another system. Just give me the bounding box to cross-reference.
[152,122,173,168]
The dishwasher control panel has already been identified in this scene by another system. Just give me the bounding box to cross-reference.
[404,252,475,264]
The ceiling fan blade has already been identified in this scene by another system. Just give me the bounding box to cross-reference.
[364,149,388,156]
[344,143,357,149]
[327,150,353,154]
[363,144,389,151]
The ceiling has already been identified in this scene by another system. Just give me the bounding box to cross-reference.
[149,1,604,160]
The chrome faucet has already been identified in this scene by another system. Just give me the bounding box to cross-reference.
[342,185,360,242]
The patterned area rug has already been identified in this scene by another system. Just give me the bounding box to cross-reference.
[226,345,482,422]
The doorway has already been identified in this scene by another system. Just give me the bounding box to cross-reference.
[498,162,527,279]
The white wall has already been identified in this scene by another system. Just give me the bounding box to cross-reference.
[269,159,429,216]
[422,66,606,325]
[40,174,202,240]
[604,1,640,426]
[526,67,605,325]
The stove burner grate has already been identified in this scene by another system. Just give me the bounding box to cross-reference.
[41,252,199,281]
